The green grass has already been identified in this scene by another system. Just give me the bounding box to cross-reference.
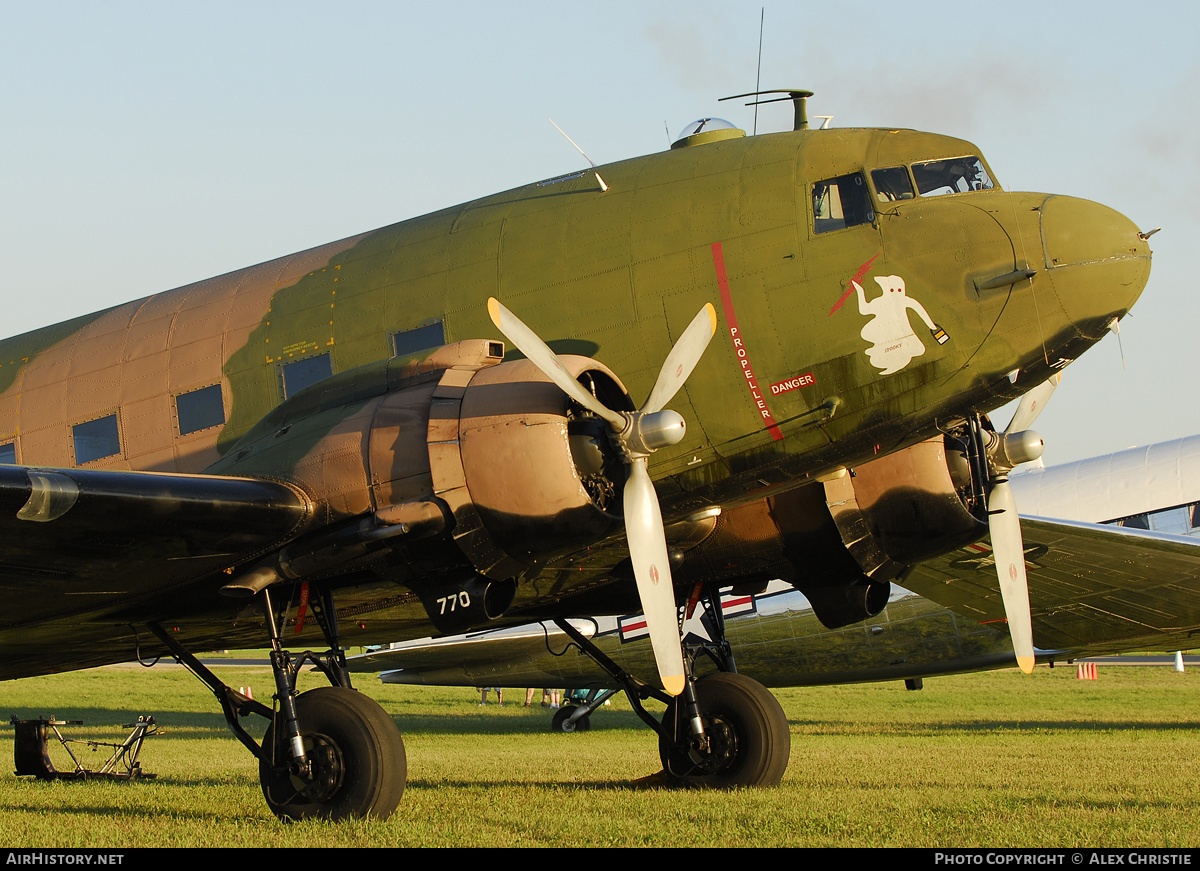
[0,664,1197,847]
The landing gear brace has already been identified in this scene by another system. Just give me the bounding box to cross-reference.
[554,586,791,788]
[152,581,786,821]
[149,582,406,822]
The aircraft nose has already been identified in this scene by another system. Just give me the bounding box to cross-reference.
[1040,195,1151,339]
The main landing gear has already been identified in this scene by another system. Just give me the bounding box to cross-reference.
[149,583,406,821]
[552,587,791,788]
[259,685,405,821]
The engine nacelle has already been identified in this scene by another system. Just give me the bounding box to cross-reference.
[823,436,987,576]
[211,340,986,634]
[414,573,518,635]
[421,354,632,582]
[212,341,630,603]
[691,436,986,630]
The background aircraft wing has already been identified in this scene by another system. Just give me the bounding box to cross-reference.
[350,518,1200,691]
[351,619,604,688]
[0,464,309,677]
[900,517,1200,655]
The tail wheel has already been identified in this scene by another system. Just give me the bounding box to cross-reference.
[551,705,591,733]
[658,672,790,788]
[260,686,406,821]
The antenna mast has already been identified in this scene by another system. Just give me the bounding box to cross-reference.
[720,89,815,132]
[753,8,764,136]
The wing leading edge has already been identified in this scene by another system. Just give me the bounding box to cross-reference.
[900,516,1200,656]
[0,464,310,678]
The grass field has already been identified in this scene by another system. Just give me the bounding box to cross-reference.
[0,662,1197,848]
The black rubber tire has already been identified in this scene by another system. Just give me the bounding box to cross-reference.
[551,705,591,733]
[260,686,407,821]
[658,672,790,788]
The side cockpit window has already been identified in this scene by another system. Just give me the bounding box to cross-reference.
[912,156,994,197]
[812,173,874,234]
[871,167,915,202]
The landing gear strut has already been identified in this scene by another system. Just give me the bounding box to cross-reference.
[553,586,791,788]
[149,582,407,821]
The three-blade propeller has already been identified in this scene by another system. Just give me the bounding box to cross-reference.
[489,295,1058,681]
[487,298,717,696]
[985,373,1060,673]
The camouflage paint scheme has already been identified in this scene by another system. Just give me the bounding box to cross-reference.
[0,123,1150,679]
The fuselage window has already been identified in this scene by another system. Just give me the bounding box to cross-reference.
[0,443,15,464]
[281,354,333,400]
[176,384,226,436]
[73,414,121,465]
[392,322,445,358]
[871,167,915,203]
[812,173,874,234]
[912,156,994,197]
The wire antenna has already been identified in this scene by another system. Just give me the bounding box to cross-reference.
[549,119,609,192]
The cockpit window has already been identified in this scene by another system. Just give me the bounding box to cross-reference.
[871,167,915,203]
[812,173,874,234]
[912,156,994,197]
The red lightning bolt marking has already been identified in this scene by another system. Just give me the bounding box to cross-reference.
[828,253,881,316]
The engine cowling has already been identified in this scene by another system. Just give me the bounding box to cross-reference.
[424,355,631,580]
[213,340,632,632]
[688,436,987,630]
[809,436,987,626]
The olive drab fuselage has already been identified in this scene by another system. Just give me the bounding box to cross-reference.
[0,124,1151,666]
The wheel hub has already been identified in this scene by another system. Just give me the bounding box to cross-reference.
[290,733,345,802]
[688,715,738,774]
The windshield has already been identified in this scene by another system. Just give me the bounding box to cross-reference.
[911,156,994,197]
[871,166,915,202]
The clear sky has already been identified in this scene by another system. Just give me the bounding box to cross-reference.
[1,1,1195,464]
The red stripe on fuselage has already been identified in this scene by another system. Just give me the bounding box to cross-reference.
[711,242,783,442]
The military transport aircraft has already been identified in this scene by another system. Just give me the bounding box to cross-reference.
[350,434,1200,729]
[0,89,1151,820]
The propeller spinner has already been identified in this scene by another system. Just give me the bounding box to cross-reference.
[487,298,718,696]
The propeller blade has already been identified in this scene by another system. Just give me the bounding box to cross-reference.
[1005,373,1061,436]
[487,297,627,431]
[623,457,686,696]
[988,478,1035,674]
[641,304,718,414]
[487,296,709,696]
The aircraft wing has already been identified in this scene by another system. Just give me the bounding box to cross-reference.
[349,518,1200,690]
[0,464,310,677]
[899,516,1200,656]
[354,619,604,688]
